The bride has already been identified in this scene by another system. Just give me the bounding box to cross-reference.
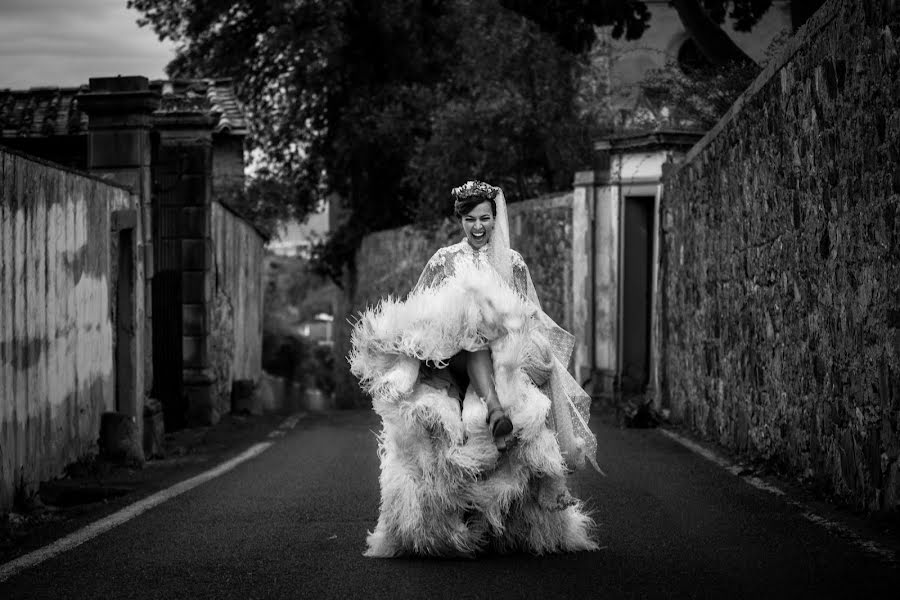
[349,180,601,557]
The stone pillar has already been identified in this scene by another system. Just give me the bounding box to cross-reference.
[593,131,703,407]
[572,170,598,386]
[77,76,159,438]
[154,111,219,425]
[575,141,620,401]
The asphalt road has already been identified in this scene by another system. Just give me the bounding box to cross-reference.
[1,410,898,599]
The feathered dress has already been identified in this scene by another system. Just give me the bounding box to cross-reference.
[349,239,600,557]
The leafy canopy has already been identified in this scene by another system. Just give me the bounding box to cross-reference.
[129,0,608,281]
[129,0,806,281]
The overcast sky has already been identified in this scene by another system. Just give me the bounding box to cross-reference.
[0,0,175,89]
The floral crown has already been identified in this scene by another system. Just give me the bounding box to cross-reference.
[451,180,500,201]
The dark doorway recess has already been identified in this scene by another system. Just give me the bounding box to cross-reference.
[114,227,136,414]
[152,270,185,431]
[622,196,654,393]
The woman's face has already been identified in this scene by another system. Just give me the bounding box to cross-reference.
[461,200,495,250]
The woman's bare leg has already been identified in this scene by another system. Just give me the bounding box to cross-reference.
[451,349,512,440]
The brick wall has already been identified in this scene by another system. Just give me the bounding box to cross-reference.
[660,0,900,511]
[333,192,576,407]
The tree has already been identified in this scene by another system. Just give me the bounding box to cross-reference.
[221,173,312,239]
[405,1,595,218]
[130,0,599,283]
[503,0,826,68]
[508,0,824,132]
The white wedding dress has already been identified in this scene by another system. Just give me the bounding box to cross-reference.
[350,232,601,557]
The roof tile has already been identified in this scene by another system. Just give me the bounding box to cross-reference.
[0,78,246,139]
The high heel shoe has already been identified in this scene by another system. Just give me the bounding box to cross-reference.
[486,407,513,439]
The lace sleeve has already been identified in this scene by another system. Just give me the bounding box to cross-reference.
[511,252,598,472]
[410,248,450,295]
[511,251,536,304]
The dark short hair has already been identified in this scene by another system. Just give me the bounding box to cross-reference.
[454,195,496,219]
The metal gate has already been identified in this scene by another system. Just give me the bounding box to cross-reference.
[151,136,187,430]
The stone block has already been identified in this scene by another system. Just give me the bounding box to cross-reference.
[182,335,208,368]
[182,271,210,303]
[90,169,142,195]
[185,383,218,426]
[232,379,264,415]
[182,303,208,335]
[89,76,149,92]
[142,398,165,459]
[87,113,155,131]
[88,131,149,167]
[182,239,211,270]
[884,460,900,511]
[98,412,145,466]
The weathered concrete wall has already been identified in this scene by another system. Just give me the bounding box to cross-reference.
[212,136,245,200]
[211,201,264,408]
[0,146,136,510]
[334,192,576,407]
[660,0,900,512]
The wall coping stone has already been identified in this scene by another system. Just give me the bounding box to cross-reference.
[596,129,705,154]
[213,199,271,242]
[508,191,572,214]
[0,142,134,194]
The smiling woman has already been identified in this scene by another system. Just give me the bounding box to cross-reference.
[0,0,174,88]
[457,197,495,250]
[349,180,602,558]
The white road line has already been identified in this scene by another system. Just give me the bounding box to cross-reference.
[267,430,286,438]
[278,412,306,430]
[796,508,897,564]
[0,441,274,583]
[659,428,896,564]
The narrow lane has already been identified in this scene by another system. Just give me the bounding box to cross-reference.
[2,411,897,599]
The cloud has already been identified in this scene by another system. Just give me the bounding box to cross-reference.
[0,0,176,88]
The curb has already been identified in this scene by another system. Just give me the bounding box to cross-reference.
[0,412,306,583]
[658,426,897,565]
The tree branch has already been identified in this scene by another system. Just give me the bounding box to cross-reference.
[670,0,759,69]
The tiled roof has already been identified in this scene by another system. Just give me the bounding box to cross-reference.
[0,86,87,138]
[0,78,247,139]
[609,88,704,134]
[150,79,248,134]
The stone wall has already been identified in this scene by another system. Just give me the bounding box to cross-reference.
[508,193,574,331]
[660,0,900,512]
[334,192,575,407]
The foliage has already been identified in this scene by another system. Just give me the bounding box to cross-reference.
[632,23,792,131]
[129,0,822,282]
[499,0,651,53]
[504,0,823,69]
[404,1,596,221]
[262,254,337,391]
[263,254,337,328]
[130,0,603,283]
[221,173,313,239]
[262,324,335,392]
[637,58,761,131]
